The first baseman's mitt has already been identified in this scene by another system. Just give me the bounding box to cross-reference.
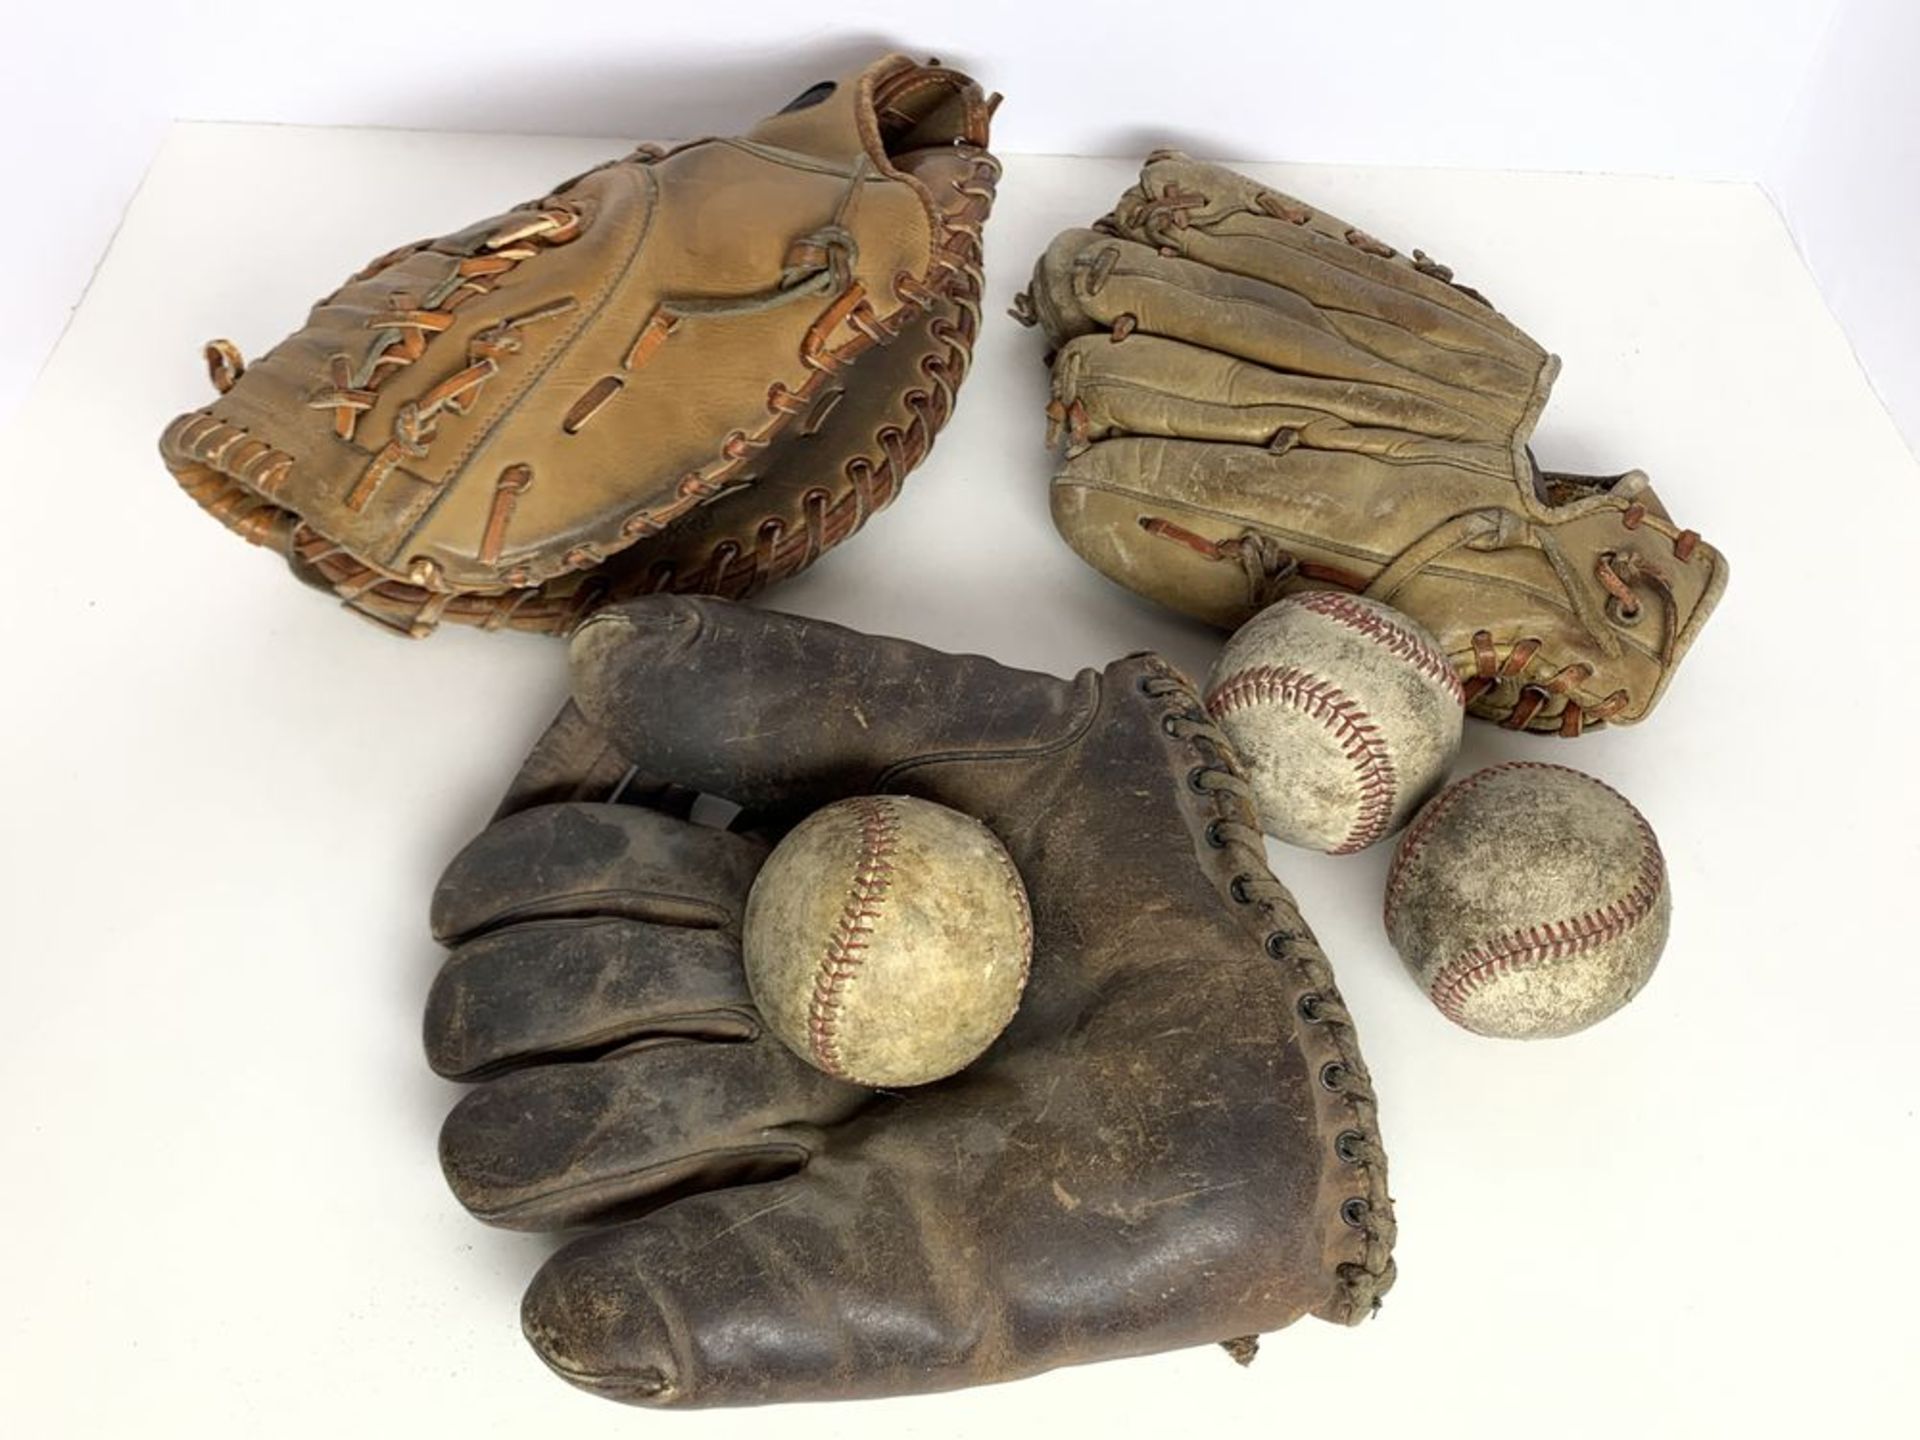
[425,597,1394,1405]
[161,56,999,635]
[1018,153,1728,735]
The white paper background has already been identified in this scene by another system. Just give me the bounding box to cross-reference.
[1768,0,1920,452]
[1,123,1915,1435]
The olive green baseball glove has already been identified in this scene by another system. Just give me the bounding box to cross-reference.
[161,56,998,636]
[1017,153,1727,735]
[425,597,1394,1406]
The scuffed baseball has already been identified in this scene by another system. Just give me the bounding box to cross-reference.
[1384,762,1671,1039]
[1204,592,1465,852]
[743,795,1032,1088]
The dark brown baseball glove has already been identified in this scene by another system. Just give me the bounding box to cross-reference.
[424,597,1396,1405]
[161,56,999,636]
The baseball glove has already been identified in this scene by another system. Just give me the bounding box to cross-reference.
[425,597,1395,1405]
[160,56,999,636]
[1017,153,1728,735]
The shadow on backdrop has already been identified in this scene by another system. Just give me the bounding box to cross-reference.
[377,36,994,143]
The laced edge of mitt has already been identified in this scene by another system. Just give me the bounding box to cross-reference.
[161,140,1002,638]
[1136,660,1397,1326]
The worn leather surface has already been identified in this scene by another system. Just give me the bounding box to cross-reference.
[1021,153,1728,736]
[425,596,1395,1406]
[160,56,999,636]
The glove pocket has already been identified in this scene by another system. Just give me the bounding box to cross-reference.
[405,261,901,592]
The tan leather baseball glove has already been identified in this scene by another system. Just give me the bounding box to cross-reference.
[1017,153,1728,735]
[160,56,999,636]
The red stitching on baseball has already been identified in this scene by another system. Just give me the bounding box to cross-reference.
[1289,591,1467,706]
[806,798,903,1079]
[1206,666,1398,853]
[987,834,1034,993]
[1382,762,1520,921]
[1390,763,1665,1023]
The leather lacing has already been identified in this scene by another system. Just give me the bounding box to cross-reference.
[1141,507,1707,735]
[1137,664,1396,1320]
[164,204,587,602]
[312,210,585,486]
[1459,629,1625,736]
[625,155,997,610]
[1106,154,1498,310]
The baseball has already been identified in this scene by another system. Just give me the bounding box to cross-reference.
[1204,592,1465,852]
[1384,762,1671,1039]
[743,795,1032,1088]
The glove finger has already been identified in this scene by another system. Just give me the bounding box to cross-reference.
[1029,228,1344,362]
[491,699,700,822]
[520,1165,903,1406]
[425,918,758,1081]
[431,802,767,946]
[520,1133,1267,1408]
[567,596,1087,811]
[1051,332,1520,472]
[439,1035,861,1230]
[1113,155,1545,376]
[1032,230,1546,429]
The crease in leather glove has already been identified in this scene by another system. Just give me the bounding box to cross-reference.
[160,55,1000,636]
[424,596,1395,1406]
[1016,151,1728,736]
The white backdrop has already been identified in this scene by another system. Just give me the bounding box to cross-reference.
[6,11,1920,1432]
[1768,0,1919,450]
[5,0,1915,450]
[6,129,1917,1436]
